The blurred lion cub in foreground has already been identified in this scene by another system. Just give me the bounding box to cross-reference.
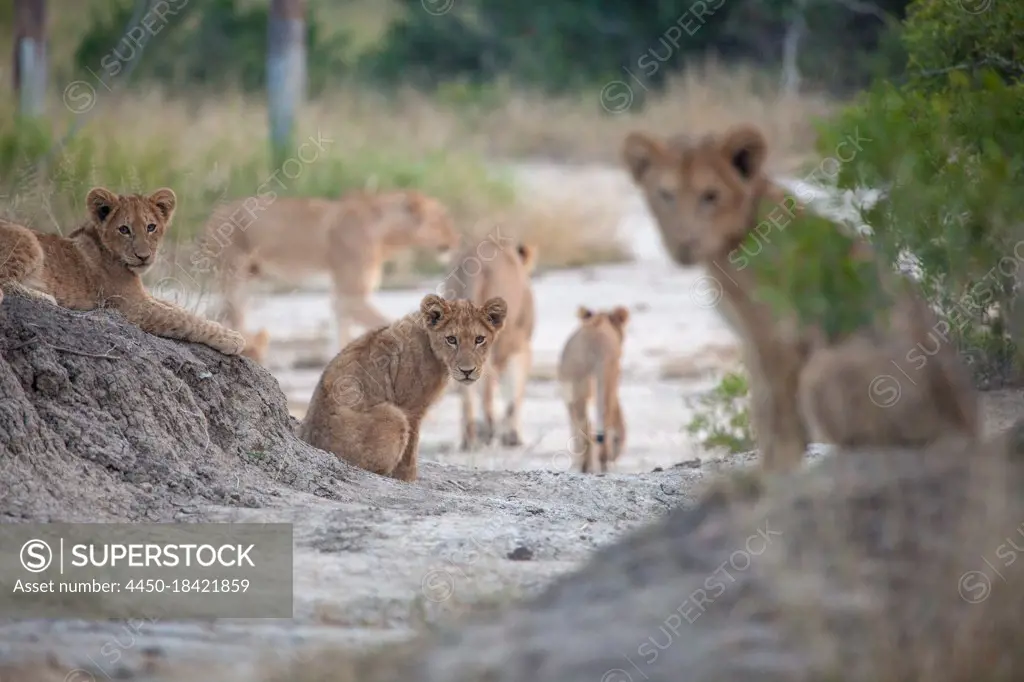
[558,305,629,473]
[299,294,508,482]
[623,125,979,472]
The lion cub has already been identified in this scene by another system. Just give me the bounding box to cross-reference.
[623,125,979,472]
[557,305,629,473]
[442,240,537,451]
[0,187,245,355]
[299,294,508,482]
[203,189,461,349]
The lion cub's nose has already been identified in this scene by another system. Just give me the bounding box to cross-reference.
[459,367,475,379]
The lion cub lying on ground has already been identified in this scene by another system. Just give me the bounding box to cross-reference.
[557,305,629,473]
[299,294,508,482]
[623,125,979,472]
[0,187,245,355]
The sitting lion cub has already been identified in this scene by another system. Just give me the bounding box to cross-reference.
[557,305,629,473]
[623,125,979,472]
[299,293,508,482]
[0,187,245,355]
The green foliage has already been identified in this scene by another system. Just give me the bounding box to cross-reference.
[363,0,912,96]
[72,0,351,96]
[815,0,1024,373]
[685,372,754,455]
[901,0,1024,85]
[739,198,894,341]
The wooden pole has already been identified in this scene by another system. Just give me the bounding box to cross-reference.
[13,0,47,118]
[268,0,307,170]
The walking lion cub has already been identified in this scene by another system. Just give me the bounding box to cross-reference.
[442,240,537,451]
[201,188,461,350]
[0,187,245,355]
[623,125,979,472]
[558,305,629,473]
[299,294,508,482]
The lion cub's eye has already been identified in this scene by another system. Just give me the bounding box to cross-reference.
[475,335,485,345]
[700,189,719,205]
[146,223,157,233]
[118,226,131,235]
[657,187,675,203]
[445,335,458,346]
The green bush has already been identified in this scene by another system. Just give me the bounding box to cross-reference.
[815,0,1024,377]
[685,371,754,455]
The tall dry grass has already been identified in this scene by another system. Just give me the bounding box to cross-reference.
[0,61,837,291]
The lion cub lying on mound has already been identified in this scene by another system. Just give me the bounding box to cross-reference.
[623,125,979,472]
[299,294,508,482]
[557,305,629,473]
[0,187,245,355]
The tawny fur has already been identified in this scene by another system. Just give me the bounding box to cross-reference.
[0,187,245,355]
[240,328,270,363]
[623,125,979,472]
[298,294,508,482]
[198,188,462,350]
[557,305,629,473]
[440,240,537,451]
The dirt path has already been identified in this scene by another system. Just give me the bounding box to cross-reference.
[1,161,1021,682]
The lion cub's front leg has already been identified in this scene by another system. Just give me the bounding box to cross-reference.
[116,296,245,355]
[745,343,808,473]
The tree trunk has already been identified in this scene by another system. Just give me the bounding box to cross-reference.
[780,0,807,97]
[13,0,47,118]
[268,0,307,170]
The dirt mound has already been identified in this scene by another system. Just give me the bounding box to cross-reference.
[277,428,1024,682]
[0,288,380,522]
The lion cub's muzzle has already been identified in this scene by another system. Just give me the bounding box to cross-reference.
[436,245,454,266]
[669,240,700,266]
[454,366,480,384]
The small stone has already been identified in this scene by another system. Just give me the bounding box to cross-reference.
[508,546,533,561]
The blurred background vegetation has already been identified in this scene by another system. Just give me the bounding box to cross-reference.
[0,0,1021,449]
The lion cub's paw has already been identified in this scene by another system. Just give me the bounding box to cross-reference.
[500,429,523,447]
[212,329,246,356]
[3,281,57,305]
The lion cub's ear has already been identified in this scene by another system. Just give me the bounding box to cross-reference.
[420,294,449,327]
[609,306,630,327]
[577,306,594,321]
[622,132,665,182]
[401,190,427,220]
[148,188,177,223]
[719,125,768,181]
[86,187,119,224]
[516,243,537,273]
[482,297,508,331]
